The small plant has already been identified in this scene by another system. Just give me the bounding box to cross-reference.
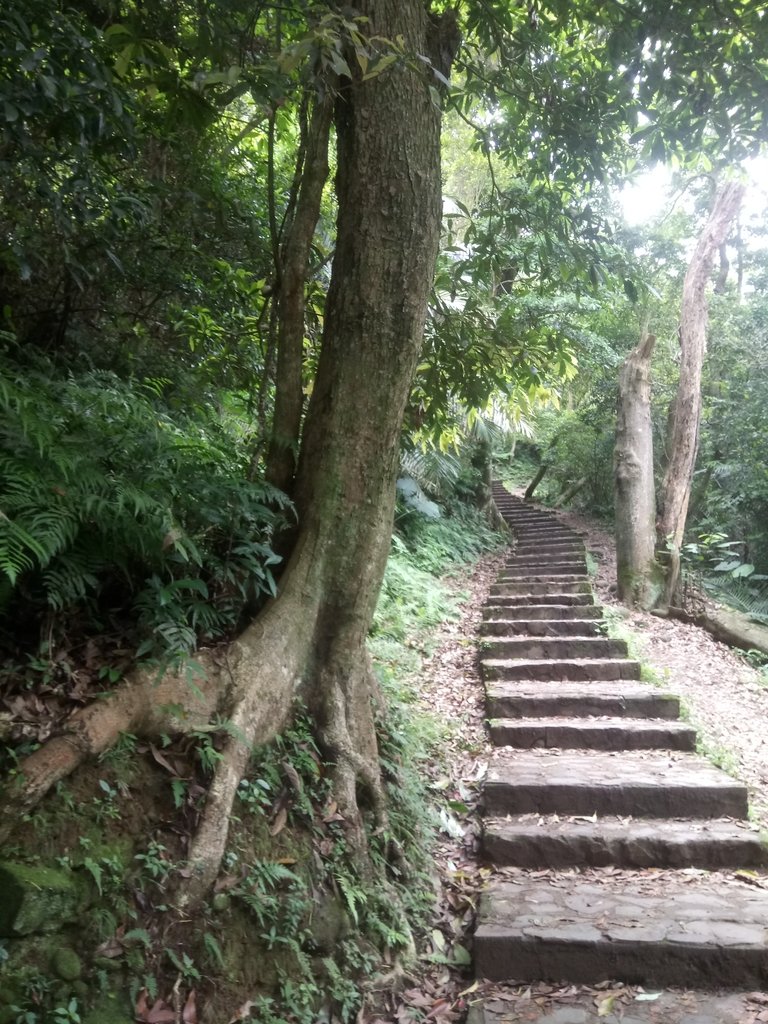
[164,948,200,981]
[92,779,121,823]
[135,840,172,883]
[52,1000,82,1024]
[190,727,225,774]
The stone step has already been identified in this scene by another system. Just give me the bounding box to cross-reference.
[469,989,768,1024]
[495,506,556,515]
[482,657,641,682]
[489,581,593,598]
[481,617,602,636]
[499,564,587,578]
[474,873,768,987]
[512,528,577,536]
[485,680,680,720]
[509,543,585,556]
[481,815,768,869]
[483,750,748,818]
[483,604,601,621]
[483,637,627,660]
[492,575,589,590]
[505,551,585,564]
[511,524,578,533]
[510,522,577,529]
[487,716,697,750]
[500,564,586,579]
[483,594,596,610]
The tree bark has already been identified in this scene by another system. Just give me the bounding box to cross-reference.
[524,463,547,500]
[6,0,460,904]
[614,333,661,607]
[291,0,459,845]
[185,0,459,899]
[265,88,334,495]
[657,180,745,608]
[553,475,588,508]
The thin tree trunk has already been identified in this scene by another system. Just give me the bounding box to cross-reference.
[657,180,745,608]
[553,475,587,508]
[614,332,660,607]
[265,88,333,494]
[524,464,547,500]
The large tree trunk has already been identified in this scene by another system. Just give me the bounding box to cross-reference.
[7,1,460,905]
[657,180,744,608]
[290,0,458,844]
[614,333,661,607]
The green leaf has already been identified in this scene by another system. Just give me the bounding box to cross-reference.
[123,928,152,947]
[451,943,471,966]
[203,931,225,967]
[83,857,103,895]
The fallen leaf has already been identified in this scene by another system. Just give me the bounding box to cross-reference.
[597,994,615,1016]
[228,1001,255,1023]
[147,1003,175,1023]
[269,806,288,836]
[150,744,180,776]
[135,990,150,1020]
[450,943,471,966]
[635,992,661,1002]
[182,990,197,1023]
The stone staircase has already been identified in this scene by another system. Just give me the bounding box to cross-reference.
[473,482,768,994]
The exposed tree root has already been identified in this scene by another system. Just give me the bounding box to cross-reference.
[0,649,229,845]
[5,519,401,913]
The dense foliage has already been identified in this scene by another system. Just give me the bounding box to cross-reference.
[2,0,768,1017]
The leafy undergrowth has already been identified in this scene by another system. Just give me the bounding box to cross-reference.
[0,503,504,1024]
[0,350,290,776]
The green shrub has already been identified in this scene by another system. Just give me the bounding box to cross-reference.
[0,351,290,668]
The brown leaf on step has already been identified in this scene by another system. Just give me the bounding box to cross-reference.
[596,994,616,1017]
[735,870,767,888]
[269,806,288,836]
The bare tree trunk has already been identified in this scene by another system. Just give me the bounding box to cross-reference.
[657,180,744,608]
[265,88,334,494]
[614,333,660,607]
[524,464,547,501]
[553,475,588,508]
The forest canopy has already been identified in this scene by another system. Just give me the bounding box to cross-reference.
[2,0,768,1019]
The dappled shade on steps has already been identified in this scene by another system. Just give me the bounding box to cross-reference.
[473,482,768,991]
